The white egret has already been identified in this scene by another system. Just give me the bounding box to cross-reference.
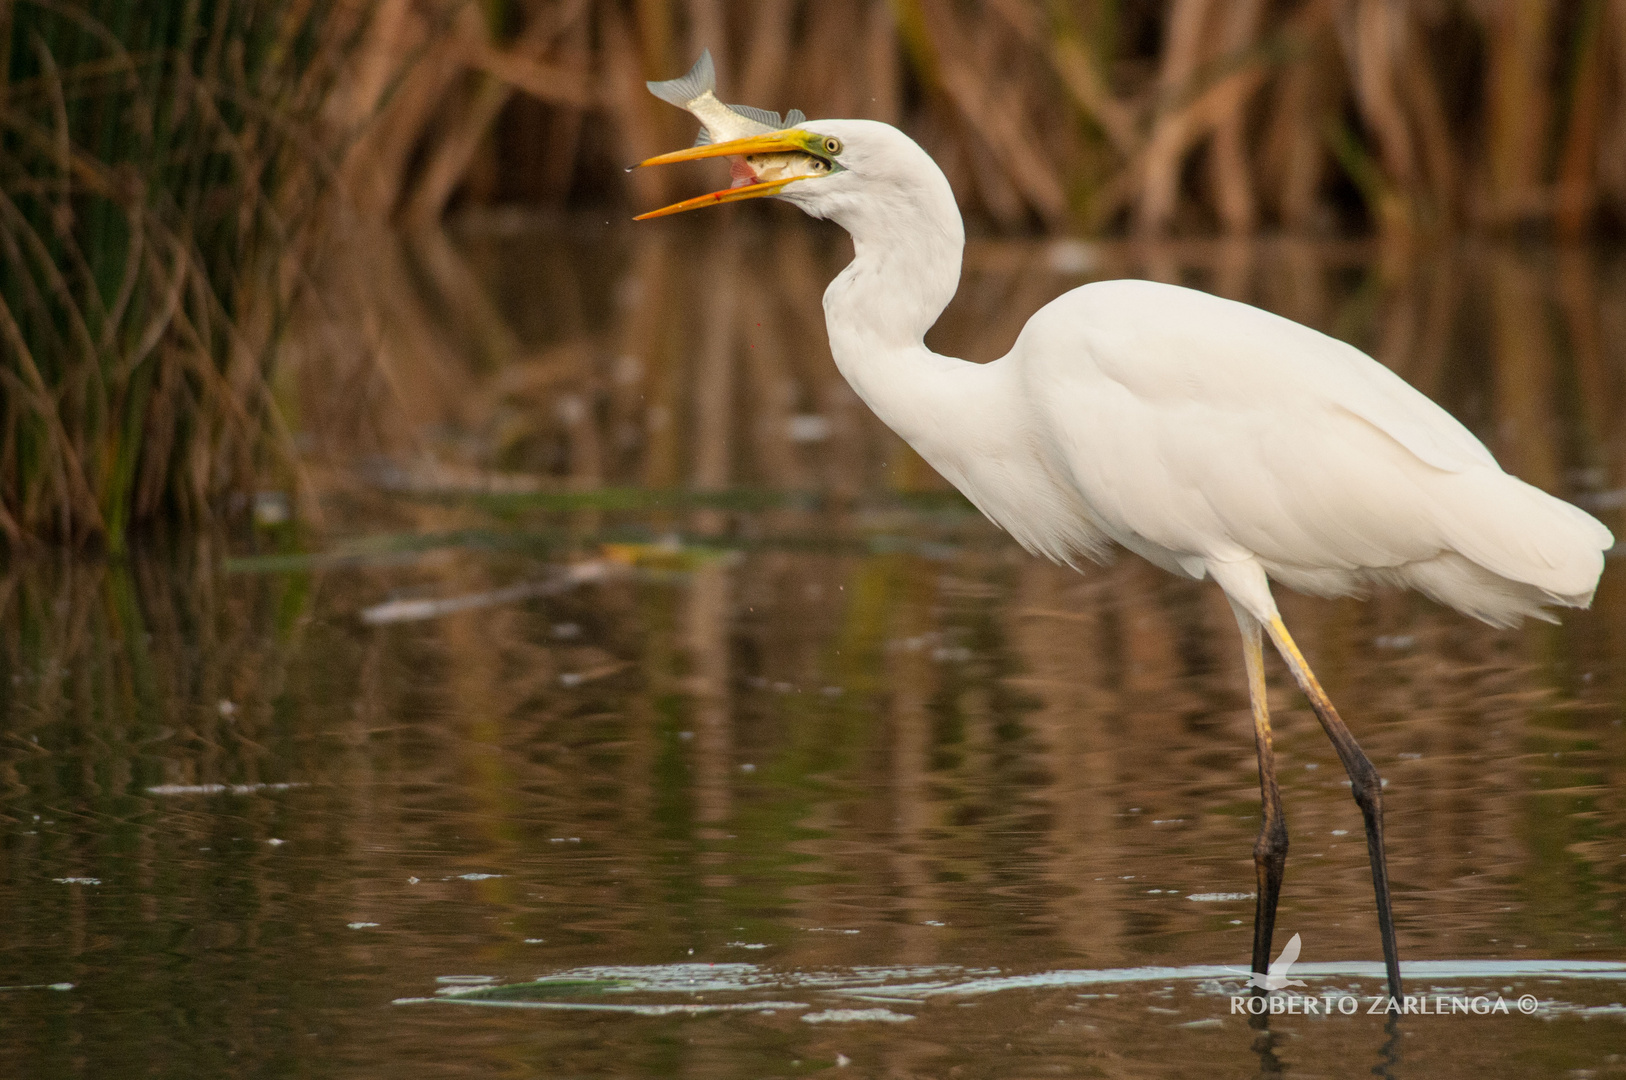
[633,98,1613,1002]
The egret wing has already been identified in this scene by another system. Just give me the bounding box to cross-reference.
[1017,280,1609,608]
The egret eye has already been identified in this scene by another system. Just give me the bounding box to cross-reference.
[823,137,842,155]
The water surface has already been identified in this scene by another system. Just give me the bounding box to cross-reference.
[2,227,1624,1077]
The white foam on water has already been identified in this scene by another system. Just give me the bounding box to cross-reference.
[146,782,304,796]
[394,997,808,1016]
[801,1008,914,1024]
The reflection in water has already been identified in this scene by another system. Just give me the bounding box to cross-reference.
[292,222,1626,525]
[2,231,1625,1076]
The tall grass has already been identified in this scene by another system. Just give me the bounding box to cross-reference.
[0,0,364,550]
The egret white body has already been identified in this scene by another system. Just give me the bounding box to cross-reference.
[634,112,1613,1002]
[791,120,1610,628]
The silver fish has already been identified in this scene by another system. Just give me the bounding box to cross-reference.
[646,51,812,186]
[647,50,807,146]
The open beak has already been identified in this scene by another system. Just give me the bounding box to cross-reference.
[631,130,819,220]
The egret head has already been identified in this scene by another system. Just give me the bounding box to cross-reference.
[633,119,956,235]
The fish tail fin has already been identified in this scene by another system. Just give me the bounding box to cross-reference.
[646,49,715,109]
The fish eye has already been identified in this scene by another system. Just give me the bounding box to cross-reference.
[823,137,842,155]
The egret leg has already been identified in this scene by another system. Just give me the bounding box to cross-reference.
[1264,616,1404,1002]
[1230,603,1289,993]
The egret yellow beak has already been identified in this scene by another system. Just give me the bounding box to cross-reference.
[632,130,829,220]
[632,177,799,220]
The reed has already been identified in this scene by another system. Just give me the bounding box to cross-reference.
[9,1,1626,547]
[0,0,362,550]
[344,0,1626,238]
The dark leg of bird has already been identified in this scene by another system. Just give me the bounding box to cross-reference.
[1251,1028,1288,1077]
[1232,605,1288,993]
[1265,617,1404,1002]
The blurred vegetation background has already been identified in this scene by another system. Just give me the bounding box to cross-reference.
[6,0,1626,548]
[360,0,1626,236]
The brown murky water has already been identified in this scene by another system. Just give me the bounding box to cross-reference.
[3,223,1625,1077]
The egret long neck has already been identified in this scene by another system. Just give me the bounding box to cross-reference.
[820,186,974,447]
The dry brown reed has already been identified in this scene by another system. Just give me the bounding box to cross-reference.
[335,0,1626,238]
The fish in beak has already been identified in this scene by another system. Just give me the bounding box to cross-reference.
[645,49,806,148]
[631,129,842,219]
